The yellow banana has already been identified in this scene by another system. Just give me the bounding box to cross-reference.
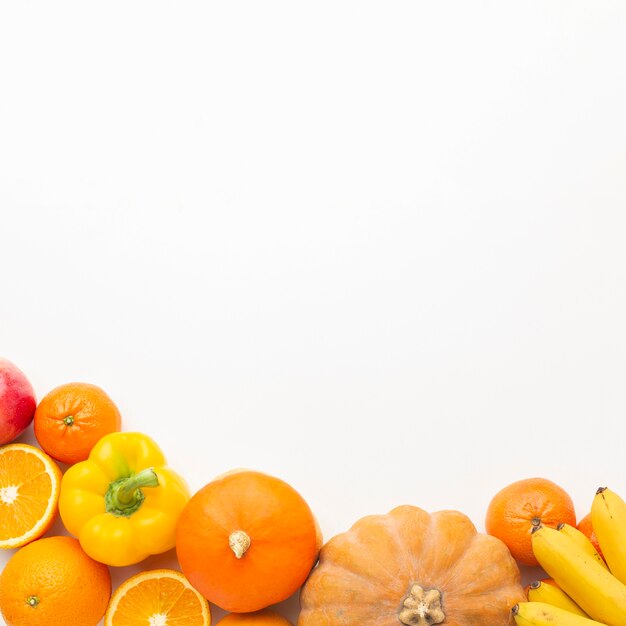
[531,524,626,625]
[527,580,589,617]
[591,487,626,584]
[512,602,606,625]
[557,522,608,570]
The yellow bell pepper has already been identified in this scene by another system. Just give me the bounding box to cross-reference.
[59,431,190,567]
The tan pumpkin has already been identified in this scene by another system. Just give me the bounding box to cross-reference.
[299,505,525,626]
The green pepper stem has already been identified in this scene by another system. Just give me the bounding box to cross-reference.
[117,468,159,504]
[105,468,160,516]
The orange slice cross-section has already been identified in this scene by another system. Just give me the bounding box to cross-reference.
[0,443,62,549]
[105,569,211,626]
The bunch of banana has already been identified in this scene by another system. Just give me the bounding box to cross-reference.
[526,579,588,617]
[512,487,626,626]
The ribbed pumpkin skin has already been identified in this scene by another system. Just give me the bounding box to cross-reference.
[299,505,524,626]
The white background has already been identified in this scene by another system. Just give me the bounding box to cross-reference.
[2,1,626,624]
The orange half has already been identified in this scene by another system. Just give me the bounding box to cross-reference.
[0,443,62,549]
[105,569,211,626]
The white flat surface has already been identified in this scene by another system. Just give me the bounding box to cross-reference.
[2,1,626,623]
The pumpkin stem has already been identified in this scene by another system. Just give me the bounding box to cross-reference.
[399,584,445,626]
[229,530,251,559]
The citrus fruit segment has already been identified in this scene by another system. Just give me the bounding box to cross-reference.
[105,569,211,626]
[34,382,122,465]
[0,443,62,549]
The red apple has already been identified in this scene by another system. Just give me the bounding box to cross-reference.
[0,358,37,444]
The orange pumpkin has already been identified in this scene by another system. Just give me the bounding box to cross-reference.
[299,505,525,626]
[218,608,293,625]
[176,470,320,613]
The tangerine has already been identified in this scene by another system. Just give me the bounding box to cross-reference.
[485,477,576,566]
[34,382,121,464]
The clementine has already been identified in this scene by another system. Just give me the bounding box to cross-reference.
[0,535,111,626]
[34,382,121,464]
[485,477,576,566]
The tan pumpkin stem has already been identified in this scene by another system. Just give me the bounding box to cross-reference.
[398,584,445,626]
[229,530,251,559]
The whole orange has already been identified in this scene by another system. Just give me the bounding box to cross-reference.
[0,535,111,626]
[34,382,122,464]
[485,477,576,566]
